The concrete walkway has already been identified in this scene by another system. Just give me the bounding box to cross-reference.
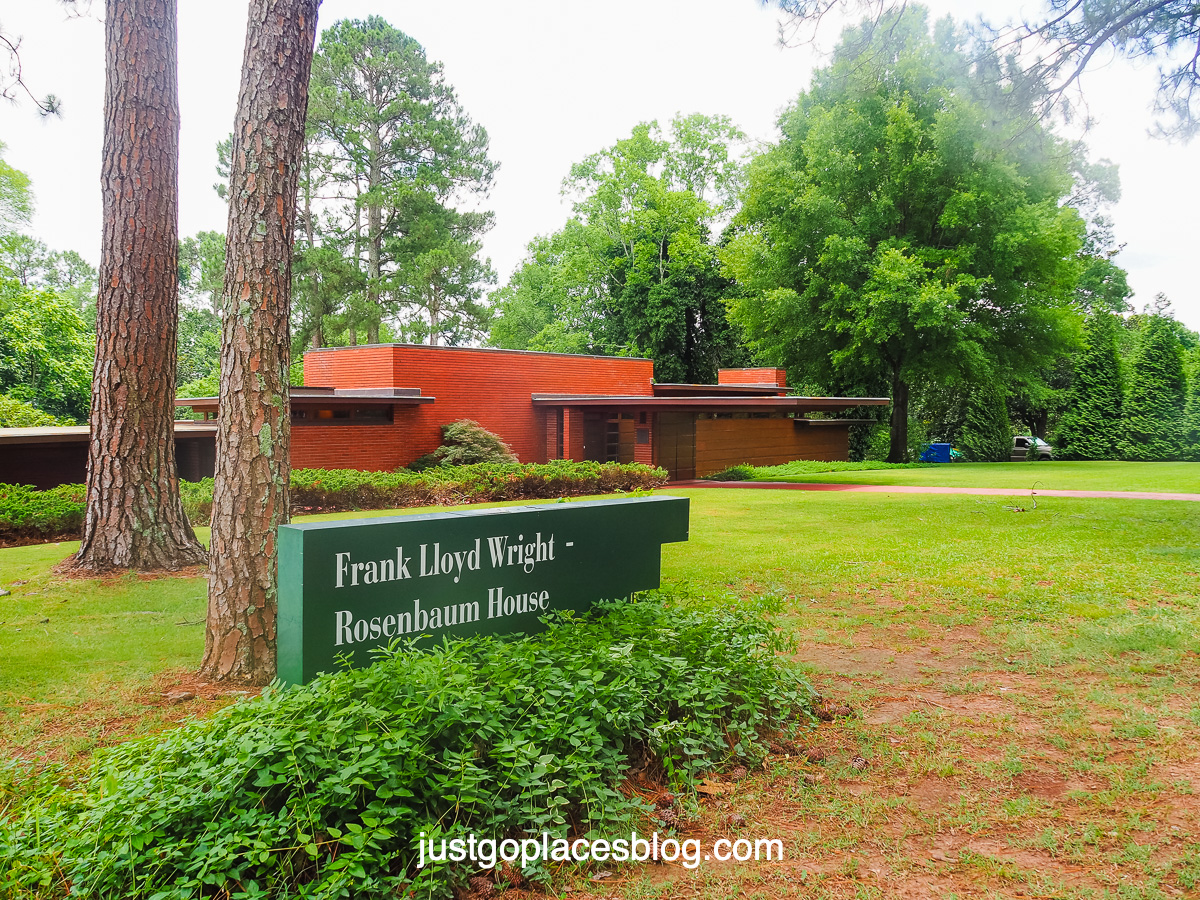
[672,480,1200,502]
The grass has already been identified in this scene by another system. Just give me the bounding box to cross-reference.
[3,471,1200,897]
[746,459,1200,492]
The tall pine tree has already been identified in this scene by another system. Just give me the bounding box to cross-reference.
[1120,316,1185,461]
[1055,310,1123,459]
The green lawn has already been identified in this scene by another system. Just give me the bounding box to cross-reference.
[3,487,1200,896]
[748,459,1200,492]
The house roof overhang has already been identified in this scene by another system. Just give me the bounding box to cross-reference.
[176,387,434,414]
[530,395,890,413]
[0,422,218,446]
[651,383,787,397]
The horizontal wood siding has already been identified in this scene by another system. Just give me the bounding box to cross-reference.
[717,367,787,387]
[301,346,654,470]
[694,418,850,476]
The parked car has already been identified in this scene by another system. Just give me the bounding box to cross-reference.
[1012,435,1054,461]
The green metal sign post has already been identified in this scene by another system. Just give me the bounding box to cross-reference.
[277,495,689,685]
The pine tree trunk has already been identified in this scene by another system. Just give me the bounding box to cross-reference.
[71,0,206,573]
[200,0,320,684]
[366,125,382,345]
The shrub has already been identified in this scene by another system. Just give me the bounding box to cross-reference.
[0,483,85,541]
[705,464,757,481]
[0,394,60,428]
[188,462,667,522]
[1,599,815,898]
[409,419,519,471]
[4,463,669,544]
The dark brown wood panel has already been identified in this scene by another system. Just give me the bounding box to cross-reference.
[654,412,696,481]
[694,418,850,476]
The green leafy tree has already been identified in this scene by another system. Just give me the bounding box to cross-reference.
[959,381,1012,462]
[304,17,496,344]
[1055,310,1124,458]
[0,281,93,422]
[491,115,749,383]
[0,141,33,230]
[0,392,60,427]
[724,8,1084,461]
[1120,314,1186,460]
[0,232,52,287]
[394,226,495,346]
[178,229,226,312]
[176,305,221,389]
[487,223,611,355]
[774,0,1200,138]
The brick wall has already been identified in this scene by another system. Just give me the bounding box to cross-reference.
[302,345,655,469]
[717,367,787,387]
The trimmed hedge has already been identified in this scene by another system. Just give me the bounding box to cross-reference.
[0,483,86,541]
[1,599,814,898]
[1,462,668,544]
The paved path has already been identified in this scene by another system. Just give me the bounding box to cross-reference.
[672,480,1200,502]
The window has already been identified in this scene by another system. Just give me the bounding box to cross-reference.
[292,406,393,425]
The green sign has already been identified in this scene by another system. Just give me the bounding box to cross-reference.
[277,496,689,685]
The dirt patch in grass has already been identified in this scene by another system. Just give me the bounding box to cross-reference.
[552,604,1200,899]
[0,668,254,766]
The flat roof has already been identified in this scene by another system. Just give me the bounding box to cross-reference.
[531,395,890,411]
[0,422,218,445]
[177,389,435,411]
[652,383,786,396]
[303,342,652,364]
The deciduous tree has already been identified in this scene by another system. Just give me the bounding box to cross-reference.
[724,8,1084,461]
[773,0,1200,138]
[71,0,206,572]
[490,115,749,383]
[201,0,320,684]
[0,280,92,422]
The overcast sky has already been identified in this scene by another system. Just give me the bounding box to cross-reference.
[2,0,1197,330]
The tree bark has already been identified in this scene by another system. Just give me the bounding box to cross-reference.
[366,122,382,345]
[887,370,910,463]
[71,0,206,573]
[200,0,320,684]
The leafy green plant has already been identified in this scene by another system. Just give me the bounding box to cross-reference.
[0,394,61,428]
[0,483,85,540]
[408,419,519,471]
[705,464,757,481]
[1,598,814,898]
[3,462,669,543]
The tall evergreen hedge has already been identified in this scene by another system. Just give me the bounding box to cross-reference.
[1055,311,1123,459]
[1120,316,1185,461]
[959,382,1011,462]
[1183,348,1200,462]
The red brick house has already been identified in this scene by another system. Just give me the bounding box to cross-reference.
[186,344,888,481]
[0,344,888,487]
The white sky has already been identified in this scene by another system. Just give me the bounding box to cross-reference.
[1,0,1197,330]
